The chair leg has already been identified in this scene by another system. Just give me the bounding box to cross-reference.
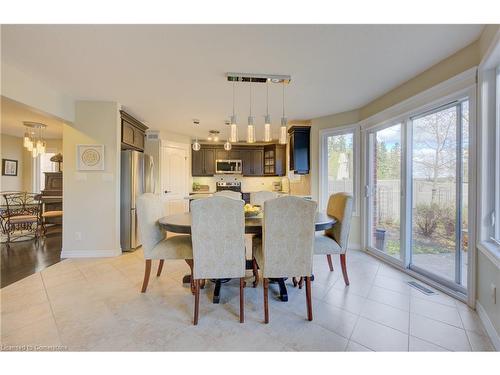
[193,279,200,325]
[252,258,259,287]
[156,259,164,277]
[305,276,313,321]
[292,277,298,287]
[326,254,334,271]
[340,253,350,285]
[240,277,245,323]
[263,278,269,324]
[141,259,152,293]
[298,276,304,289]
[200,279,206,289]
[185,259,195,294]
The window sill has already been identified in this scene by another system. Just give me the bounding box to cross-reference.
[478,241,500,269]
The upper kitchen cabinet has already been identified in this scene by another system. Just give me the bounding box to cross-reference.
[241,148,263,176]
[120,110,148,151]
[264,144,286,176]
[288,126,311,174]
[192,147,215,176]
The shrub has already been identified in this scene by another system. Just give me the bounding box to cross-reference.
[415,203,440,237]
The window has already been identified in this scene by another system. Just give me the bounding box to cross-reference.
[34,151,57,192]
[319,125,359,211]
[494,66,500,245]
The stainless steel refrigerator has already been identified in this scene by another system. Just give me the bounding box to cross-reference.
[120,150,155,251]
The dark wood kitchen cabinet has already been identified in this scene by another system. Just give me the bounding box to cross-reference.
[192,148,215,176]
[241,148,263,176]
[120,110,148,151]
[288,126,311,174]
[215,149,241,161]
[264,144,286,176]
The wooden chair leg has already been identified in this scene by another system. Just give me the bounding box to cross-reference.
[193,279,200,325]
[252,258,259,288]
[298,276,304,289]
[263,278,269,324]
[141,259,152,293]
[156,259,164,277]
[327,254,334,272]
[200,279,206,289]
[240,277,245,323]
[185,259,195,294]
[305,276,313,321]
[340,254,350,285]
[292,277,298,287]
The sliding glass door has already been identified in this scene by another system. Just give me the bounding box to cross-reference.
[366,124,403,261]
[410,100,469,289]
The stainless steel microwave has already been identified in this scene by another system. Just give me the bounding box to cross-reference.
[215,160,242,174]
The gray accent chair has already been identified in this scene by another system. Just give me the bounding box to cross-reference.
[314,192,353,285]
[213,190,242,200]
[136,193,193,293]
[252,196,317,323]
[249,191,278,207]
[190,196,246,325]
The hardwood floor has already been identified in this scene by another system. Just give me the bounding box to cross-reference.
[1,231,62,288]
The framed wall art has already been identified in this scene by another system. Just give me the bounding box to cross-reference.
[2,159,18,176]
[77,144,104,171]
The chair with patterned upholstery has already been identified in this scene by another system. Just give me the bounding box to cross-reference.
[136,193,194,293]
[1,192,41,244]
[249,191,278,207]
[213,190,242,200]
[252,196,317,323]
[190,196,246,325]
[313,192,353,285]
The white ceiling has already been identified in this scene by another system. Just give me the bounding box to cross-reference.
[1,96,64,139]
[1,25,484,141]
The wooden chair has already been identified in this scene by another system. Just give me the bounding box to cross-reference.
[190,196,246,325]
[1,192,41,243]
[136,193,193,293]
[313,192,353,285]
[252,196,317,323]
[41,210,63,235]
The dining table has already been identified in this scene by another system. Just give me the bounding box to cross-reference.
[158,211,337,303]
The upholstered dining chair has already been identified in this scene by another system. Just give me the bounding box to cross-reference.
[136,193,193,293]
[190,196,246,325]
[313,192,353,285]
[213,190,242,200]
[252,196,317,323]
[249,191,278,207]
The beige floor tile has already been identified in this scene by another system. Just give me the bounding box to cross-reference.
[360,299,409,333]
[330,276,374,297]
[345,340,373,351]
[410,297,463,328]
[1,286,48,314]
[1,301,53,336]
[372,274,412,295]
[321,286,367,314]
[466,330,494,351]
[409,336,449,351]
[1,316,62,350]
[351,317,409,351]
[409,313,471,351]
[456,306,487,335]
[410,287,457,307]
[308,299,359,338]
[367,285,410,311]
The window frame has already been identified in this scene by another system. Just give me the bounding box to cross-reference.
[319,123,360,214]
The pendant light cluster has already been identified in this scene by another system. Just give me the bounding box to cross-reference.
[226,72,290,145]
[23,122,47,158]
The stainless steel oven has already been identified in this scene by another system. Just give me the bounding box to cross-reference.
[215,160,242,174]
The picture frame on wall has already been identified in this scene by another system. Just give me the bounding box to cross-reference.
[2,159,18,176]
[77,144,105,171]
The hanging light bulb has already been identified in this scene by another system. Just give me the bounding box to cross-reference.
[23,127,30,148]
[32,147,38,158]
[224,140,232,151]
[279,81,288,145]
[247,80,255,143]
[192,138,201,151]
[264,80,272,142]
[27,135,34,152]
[224,121,232,150]
[229,81,238,142]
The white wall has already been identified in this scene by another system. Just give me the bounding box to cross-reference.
[62,101,121,257]
[0,134,24,191]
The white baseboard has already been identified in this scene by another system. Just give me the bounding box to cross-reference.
[476,301,500,351]
[61,248,122,258]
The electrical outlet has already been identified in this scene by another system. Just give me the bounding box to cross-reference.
[491,283,497,304]
[75,232,82,241]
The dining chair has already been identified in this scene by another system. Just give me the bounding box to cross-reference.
[313,192,353,285]
[249,191,278,207]
[190,196,246,325]
[252,196,317,323]
[136,193,194,293]
[213,190,242,200]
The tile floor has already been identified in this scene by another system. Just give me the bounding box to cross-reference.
[0,248,495,351]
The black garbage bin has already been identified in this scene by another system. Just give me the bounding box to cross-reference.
[375,229,386,251]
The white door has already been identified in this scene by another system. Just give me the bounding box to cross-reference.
[161,145,188,216]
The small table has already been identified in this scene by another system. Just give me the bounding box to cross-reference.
[159,211,336,303]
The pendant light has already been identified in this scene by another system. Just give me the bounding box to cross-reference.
[264,80,271,142]
[279,81,287,145]
[192,119,201,151]
[229,81,238,142]
[247,80,255,143]
[224,121,232,150]
[23,126,31,148]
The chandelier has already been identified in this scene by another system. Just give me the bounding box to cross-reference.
[22,122,47,158]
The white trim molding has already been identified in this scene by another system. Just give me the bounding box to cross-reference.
[61,248,122,258]
[476,301,500,351]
